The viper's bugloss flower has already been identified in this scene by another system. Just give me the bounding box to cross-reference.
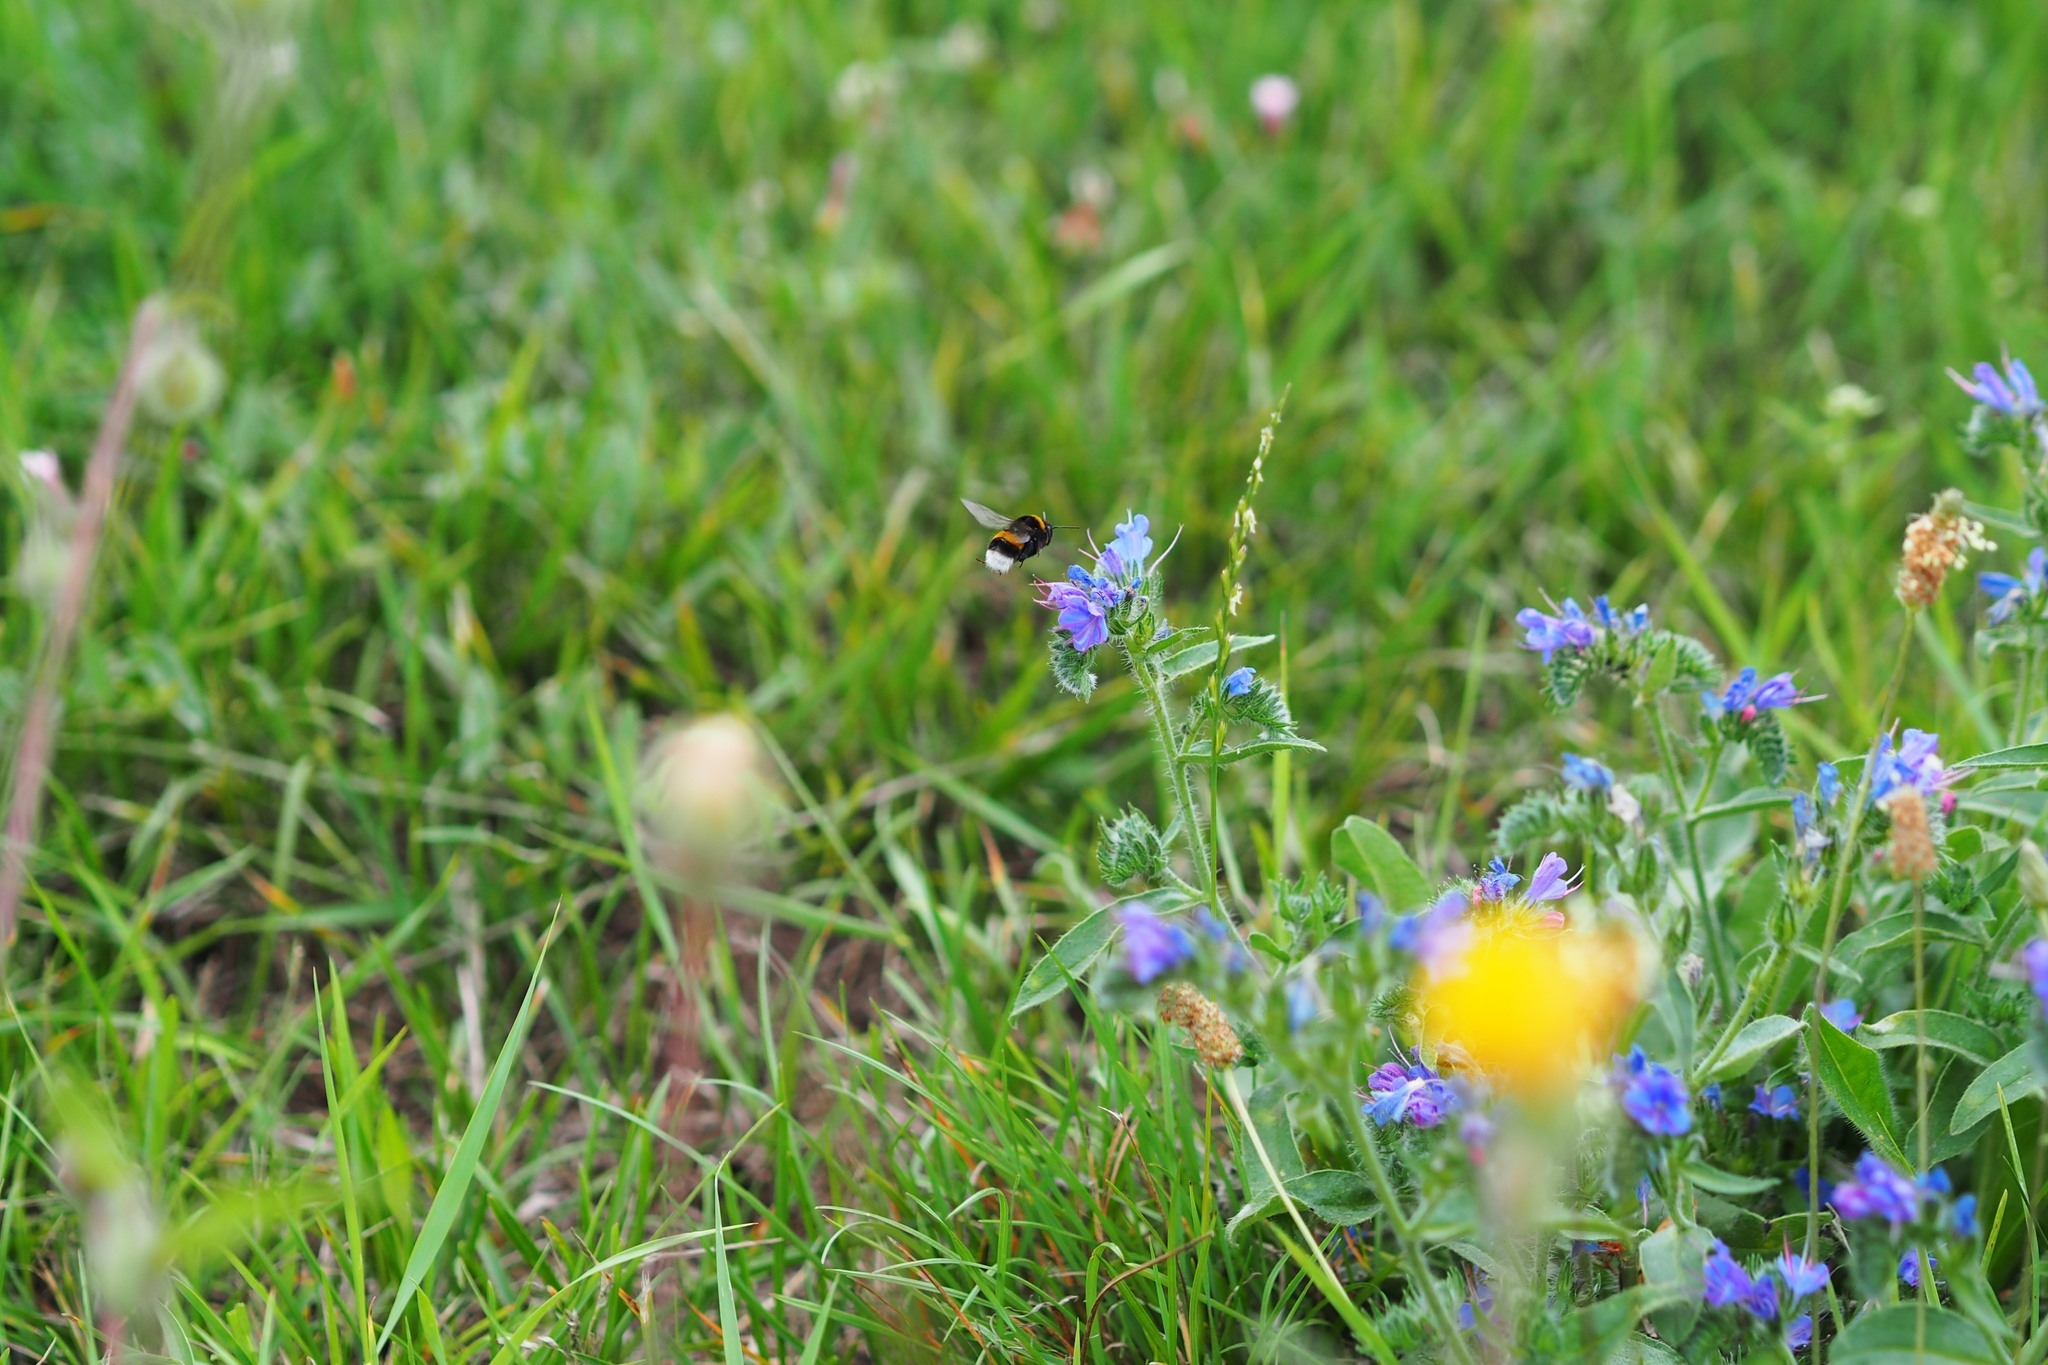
[2022,939,2048,1015]
[1455,1274,1495,1332]
[1594,595,1651,636]
[1791,793,1830,867]
[1868,729,1947,805]
[1788,1314,1814,1350]
[1102,511,1153,582]
[1794,1166,1833,1208]
[1703,667,1810,721]
[1776,1250,1831,1299]
[1616,1046,1691,1135]
[1516,600,1597,661]
[1742,1275,1780,1322]
[1390,890,1473,978]
[1038,565,1124,652]
[1953,1194,1979,1239]
[1365,1057,1459,1129]
[1751,1083,1801,1120]
[1702,1082,1724,1110]
[1525,851,1577,902]
[1980,547,2048,624]
[1561,753,1613,792]
[1819,997,1862,1032]
[1192,907,1248,973]
[1948,354,2043,419]
[1476,857,1521,902]
[1918,1167,1950,1196]
[1831,1152,1919,1227]
[1118,904,1193,983]
[1703,1240,1755,1308]
[1899,1250,1937,1288]
[1284,976,1320,1033]
[1817,762,1843,807]
[1223,666,1255,697]
[1355,890,1385,933]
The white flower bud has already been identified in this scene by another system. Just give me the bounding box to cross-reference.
[136,317,226,425]
[638,714,777,877]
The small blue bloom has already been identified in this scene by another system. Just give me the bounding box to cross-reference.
[1742,1272,1780,1322]
[1701,1082,1723,1110]
[1819,998,1861,1032]
[1476,857,1521,902]
[2023,939,2048,1015]
[1455,1275,1494,1332]
[1790,792,1830,867]
[1788,1314,1813,1350]
[1223,666,1256,698]
[1917,1166,1951,1196]
[1366,1057,1459,1129]
[1953,1193,1979,1240]
[1794,1165,1833,1208]
[1516,600,1597,662]
[1525,851,1576,902]
[1118,904,1194,984]
[1704,667,1808,720]
[1979,548,2048,625]
[1900,1249,1937,1288]
[1832,1151,1920,1227]
[1102,511,1154,582]
[1561,753,1614,792]
[1285,976,1320,1033]
[1776,1250,1830,1298]
[1192,907,1247,974]
[1594,595,1651,636]
[1388,889,1472,970]
[1751,1083,1801,1120]
[1617,1046,1691,1135]
[1868,729,1946,806]
[1355,890,1385,933]
[1703,1239,1753,1308]
[1816,762,1842,807]
[1949,355,2044,419]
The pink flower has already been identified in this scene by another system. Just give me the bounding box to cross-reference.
[1249,74,1299,135]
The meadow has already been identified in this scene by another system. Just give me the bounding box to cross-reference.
[5,0,2048,1360]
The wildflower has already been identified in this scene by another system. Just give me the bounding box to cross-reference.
[1418,919,1642,1096]
[1249,74,1299,134]
[1390,890,1473,979]
[1897,490,1994,609]
[1918,1167,1951,1196]
[1702,1082,1723,1110]
[1948,354,2043,420]
[1819,997,1862,1032]
[1899,1250,1937,1288]
[1284,975,1320,1033]
[1223,666,1256,698]
[1777,1250,1830,1298]
[639,715,778,874]
[1953,1194,1979,1239]
[1101,511,1153,583]
[1868,729,1946,805]
[1594,595,1651,635]
[1119,904,1193,983]
[1561,753,1613,792]
[1365,1056,1459,1129]
[1156,981,1243,1067]
[1751,1083,1801,1120]
[1980,547,2048,624]
[1616,1046,1691,1135]
[1037,565,1124,652]
[1355,890,1385,933]
[1525,852,1577,902]
[1816,761,1843,807]
[2024,939,2048,1017]
[1192,907,1248,973]
[1703,1240,1755,1308]
[1459,1109,1494,1162]
[1790,793,1829,867]
[1703,667,1810,721]
[1883,788,1938,880]
[1794,1165,1834,1208]
[1742,1274,1781,1322]
[1831,1151,1919,1227]
[1476,857,1521,902]
[1516,600,1597,662]
[1788,1314,1814,1349]
[136,313,227,425]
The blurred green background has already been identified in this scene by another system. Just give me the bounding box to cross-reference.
[4,0,2047,1357]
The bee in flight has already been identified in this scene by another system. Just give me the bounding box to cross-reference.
[961,498,1071,575]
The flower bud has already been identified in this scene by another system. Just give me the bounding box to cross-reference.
[1249,74,1300,135]
[136,315,226,426]
[1096,807,1166,886]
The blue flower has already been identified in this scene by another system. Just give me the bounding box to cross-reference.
[1366,1057,1459,1129]
[1594,595,1651,636]
[1038,565,1125,652]
[1192,907,1248,973]
[1455,1275,1495,1332]
[2023,939,2048,1016]
[1223,666,1256,697]
[1476,857,1521,902]
[1525,851,1577,902]
[1701,1082,1723,1110]
[1816,762,1842,807]
[1980,547,2048,625]
[1285,976,1320,1033]
[1953,1193,1979,1239]
[1831,1152,1920,1227]
[1355,890,1385,933]
[1751,1082,1800,1120]
[1703,1239,1754,1308]
[1917,1166,1951,1196]
[1561,753,1614,792]
[1948,355,2044,419]
[1742,1272,1780,1322]
[1899,1249,1937,1288]
[1819,998,1861,1032]
[1790,792,1830,867]
[1118,904,1193,984]
[1776,1250,1830,1299]
[1704,667,1809,720]
[1794,1165,1833,1207]
[1616,1046,1691,1135]
[1788,1314,1813,1350]
[1868,729,1946,805]
[1100,511,1154,582]
[1516,600,1597,662]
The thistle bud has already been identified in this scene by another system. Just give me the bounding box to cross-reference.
[1096,807,1166,886]
[1882,789,1938,881]
[136,313,226,426]
[1896,488,1993,609]
[1156,981,1243,1068]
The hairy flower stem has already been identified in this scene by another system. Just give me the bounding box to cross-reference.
[1802,621,1918,1256]
[1645,701,1725,997]
[1126,644,1219,919]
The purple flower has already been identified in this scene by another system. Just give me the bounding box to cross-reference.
[1953,1194,1979,1239]
[1525,851,1577,902]
[1038,565,1124,652]
[1516,600,1597,662]
[1703,1240,1754,1308]
[1868,729,1946,805]
[1831,1152,1919,1227]
[1742,1273,1780,1322]
[1899,1250,1937,1288]
[1701,1082,1724,1110]
[1223,666,1256,698]
[1948,354,2044,419]
[1285,976,1320,1033]
[1776,1251,1830,1299]
[1366,1057,1459,1129]
[2023,939,2048,1015]
[1594,595,1651,636]
[1794,1165,1833,1208]
[1104,511,1153,582]
[1791,792,1830,867]
[1751,1083,1801,1120]
[1816,762,1842,807]
[1561,753,1613,792]
[1981,547,2048,625]
[1788,1314,1813,1350]
[1704,668,1810,721]
[1118,904,1193,984]
[1475,857,1520,902]
[1819,998,1861,1032]
[1355,890,1385,933]
[1455,1274,1494,1331]
[1616,1046,1691,1135]
[1192,907,1247,973]
[1459,1109,1494,1161]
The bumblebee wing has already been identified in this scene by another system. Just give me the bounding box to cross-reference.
[961,498,1014,531]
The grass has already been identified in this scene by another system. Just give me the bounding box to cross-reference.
[4,0,2048,1358]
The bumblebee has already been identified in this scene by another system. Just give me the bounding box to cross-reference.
[961,498,1061,574]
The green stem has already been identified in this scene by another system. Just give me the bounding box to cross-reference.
[2016,649,2035,748]
[1129,644,1214,912]
[1646,701,1723,994]
[1690,941,1779,1084]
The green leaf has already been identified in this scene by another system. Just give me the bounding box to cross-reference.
[1226,1080,1305,1242]
[1829,1306,2002,1364]
[1637,1224,1709,1348]
[1047,629,1097,701]
[1951,1044,2045,1135]
[1011,907,1116,1017]
[1806,1004,1909,1170]
[1693,788,1791,821]
[1680,1159,1777,1196]
[375,911,559,1354]
[1180,734,1326,765]
[1641,636,1680,695]
[1952,743,2048,771]
[1862,1010,2005,1067]
[1697,1014,1802,1084]
[1331,816,1433,913]
[1284,1170,1379,1226]
[1835,909,1988,961]
[1156,632,1275,681]
[1565,1282,1700,1359]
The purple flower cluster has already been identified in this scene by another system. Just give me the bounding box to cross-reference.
[1703,1240,1779,1321]
[1830,1152,1919,1227]
[1981,547,2048,625]
[1474,852,1575,904]
[1117,904,1193,983]
[1949,354,2044,420]
[1776,1250,1830,1299]
[1867,729,1946,806]
[1038,565,1125,652]
[1516,594,1652,661]
[1100,512,1153,582]
[1366,1056,1460,1129]
[1616,1046,1691,1135]
[1702,667,1809,721]
[1389,890,1472,978]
